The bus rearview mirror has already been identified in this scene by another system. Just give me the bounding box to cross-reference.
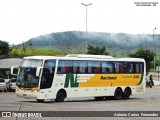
[11,65,19,76]
[36,67,43,77]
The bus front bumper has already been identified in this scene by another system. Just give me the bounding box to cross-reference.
[16,90,39,99]
[16,88,44,99]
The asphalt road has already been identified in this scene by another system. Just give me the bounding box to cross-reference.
[0,86,160,120]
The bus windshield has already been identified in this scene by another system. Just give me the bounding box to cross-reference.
[17,59,43,88]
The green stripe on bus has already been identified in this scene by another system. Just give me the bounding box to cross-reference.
[64,74,79,88]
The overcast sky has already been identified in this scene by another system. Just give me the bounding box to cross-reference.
[0,0,159,45]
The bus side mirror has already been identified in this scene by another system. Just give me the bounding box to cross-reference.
[11,65,19,76]
[36,67,43,77]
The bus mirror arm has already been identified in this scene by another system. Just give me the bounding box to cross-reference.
[36,67,43,77]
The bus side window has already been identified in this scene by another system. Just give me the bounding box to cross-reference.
[139,63,143,73]
[136,63,140,73]
[119,63,125,73]
[64,65,70,73]
[64,61,72,73]
[127,63,133,73]
[115,62,120,73]
[133,63,136,73]
[57,61,64,74]
[88,61,101,74]
[95,62,101,73]
[79,61,87,73]
[108,62,114,73]
[88,61,92,73]
[57,67,61,74]
[101,62,107,73]
[76,66,80,73]
[73,61,80,73]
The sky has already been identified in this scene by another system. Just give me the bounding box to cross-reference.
[0,0,159,45]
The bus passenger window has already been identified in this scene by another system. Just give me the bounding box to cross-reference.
[88,61,92,73]
[57,67,61,74]
[119,63,125,73]
[108,62,114,73]
[64,66,70,73]
[95,62,101,73]
[127,63,133,73]
[79,61,87,73]
[101,62,107,73]
[106,68,110,73]
[64,61,72,73]
[76,66,80,73]
[139,63,143,73]
[73,61,80,73]
[57,61,65,74]
[115,62,120,73]
[57,61,72,74]
[88,61,101,74]
[136,64,140,73]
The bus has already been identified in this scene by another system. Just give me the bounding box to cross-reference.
[11,54,146,102]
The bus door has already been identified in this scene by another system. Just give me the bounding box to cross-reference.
[40,60,56,89]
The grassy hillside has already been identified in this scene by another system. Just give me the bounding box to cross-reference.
[15,31,160,57]
[9,46,64,58]
[24,31,160,49]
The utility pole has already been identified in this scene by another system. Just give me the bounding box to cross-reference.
[81,3,92,53]
[153,28,156,77]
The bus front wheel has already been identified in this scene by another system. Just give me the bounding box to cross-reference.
[55,90,66,102]
[114,88,122,100]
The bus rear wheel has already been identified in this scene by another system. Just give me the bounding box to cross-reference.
[55,90,66,102]
[114,88,122,100]
[122,87,131,99]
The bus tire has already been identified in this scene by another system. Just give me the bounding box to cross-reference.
[36,99,45,103]
[114,88,122,100]
[122,87,131,99]
[55,90,66,102]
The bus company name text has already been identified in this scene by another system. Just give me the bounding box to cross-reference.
[101,76,117,80]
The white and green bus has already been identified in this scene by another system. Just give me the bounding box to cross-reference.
[11,54,146,102]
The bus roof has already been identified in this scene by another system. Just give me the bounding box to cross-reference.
[23,55,145,62]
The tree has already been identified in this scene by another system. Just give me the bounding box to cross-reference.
[22,42,26,54]
[87,45,109,55]
[129,48,154,74]
[0,40,10,56]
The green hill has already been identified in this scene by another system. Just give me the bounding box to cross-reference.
[22,31,160,56]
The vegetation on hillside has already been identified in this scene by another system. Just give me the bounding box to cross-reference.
[9,46,64,58]
[1,31,160,73]
[24,31,160,56]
